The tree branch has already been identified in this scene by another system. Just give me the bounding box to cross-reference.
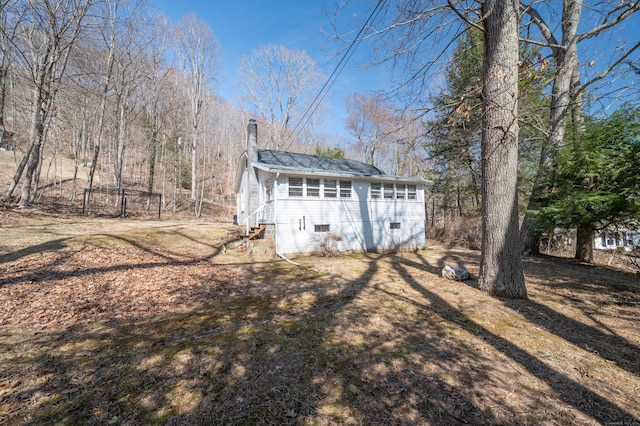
[578,2,640,42]
[520,2,560,53]
[447,0,484,32]
[518,36,566,52]
[575,40,640,98]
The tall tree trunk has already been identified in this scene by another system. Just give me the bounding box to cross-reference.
[87,24,116,192]
[148,129,158,194]
[520,0,583,254]
[31,133,47,201]
[191,134,197,200]
[70,97,87,201]
[0,66,8,147]
[575,226,594,263]
[114,100,126,188]
[19,111,45,206]
[32,97,55,201]
[3,86,40,199]
[569,64,594,263]
[3,141,33,199]
[478,0,527,299]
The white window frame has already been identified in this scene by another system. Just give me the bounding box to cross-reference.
[407,184,417,200]
[307,178,320,197]
[383,183,394,199]
[323,179,337,198]
[371,182,381,199]
[339,181,352,198]
[288,177,303,197]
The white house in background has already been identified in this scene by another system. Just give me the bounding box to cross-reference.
[595,227,640,252]
[234,120,427,256]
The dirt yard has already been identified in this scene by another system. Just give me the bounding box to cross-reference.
[0,208,639,425]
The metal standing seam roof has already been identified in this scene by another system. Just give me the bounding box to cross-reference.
[256,149,388,177]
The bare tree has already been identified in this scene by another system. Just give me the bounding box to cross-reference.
[174,14,220,204]
[2,0,92,204]
[110,5,149,190]
[345,93,392,167]
[0,0,21,149]
[139,13,171,195]
[238,44,325,150]
[478,0,527,298]
[86,0,118,193]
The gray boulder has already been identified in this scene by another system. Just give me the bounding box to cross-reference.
[442,265,472,281]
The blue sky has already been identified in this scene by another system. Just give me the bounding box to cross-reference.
[149,0,386,140]
[148,0,640,140]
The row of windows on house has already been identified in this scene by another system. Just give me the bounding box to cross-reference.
[314,222,402,232]
[286,178,417,200]
[600,231,638,247]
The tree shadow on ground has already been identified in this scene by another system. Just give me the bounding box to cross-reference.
[1,250,500,425]
[397,251,638,424]
[401,249,639,377]
[0,238,69,264]
[1,243,638,425]
[0,229,236,289]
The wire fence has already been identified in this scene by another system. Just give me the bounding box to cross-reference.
[82,187,162,219]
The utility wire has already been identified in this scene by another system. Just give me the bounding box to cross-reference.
[286,0,388,145]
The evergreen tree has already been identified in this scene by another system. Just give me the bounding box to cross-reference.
[535,105,640,262]
[428,27,483,217]
[428,27,549,218]
[314,145,345,159]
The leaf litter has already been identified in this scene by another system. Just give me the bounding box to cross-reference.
[0,209,639,425]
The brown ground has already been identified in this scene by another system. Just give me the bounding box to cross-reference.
[0,208,639,425]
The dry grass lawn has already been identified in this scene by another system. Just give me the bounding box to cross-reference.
[0,208,639,425]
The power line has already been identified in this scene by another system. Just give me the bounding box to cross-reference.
[286,0,388,144]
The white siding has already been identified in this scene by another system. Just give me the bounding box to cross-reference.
[257,169,276,223]
[273,176,426,255]
[236,168,249,224]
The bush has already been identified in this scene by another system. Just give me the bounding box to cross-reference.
[427,215,482,250]
[316,233,342,257]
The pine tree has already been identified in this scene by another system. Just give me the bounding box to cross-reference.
[535,105,640,262]
[428,27,549,218]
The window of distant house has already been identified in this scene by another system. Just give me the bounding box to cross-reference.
[383,183,394,199]
[339,181,352,198]
[407,185,417,200]
[324,179,337,198]
[314,224,330,232]
[396,184,406,199]
[288,177,303,197]
[307,178,320,197]
[390,222,401,230]
[371,182,381,199]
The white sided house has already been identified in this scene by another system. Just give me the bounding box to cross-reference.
[594,227,640,252]
[234,120,427,256]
